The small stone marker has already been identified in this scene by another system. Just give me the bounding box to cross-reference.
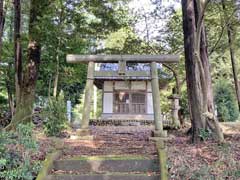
[67,100,72,122]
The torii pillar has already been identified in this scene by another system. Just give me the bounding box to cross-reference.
[81,61,94,130]
[151,62,165,137]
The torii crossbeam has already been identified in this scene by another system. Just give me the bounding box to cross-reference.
[67,54,179,63]
[67,54,179,137]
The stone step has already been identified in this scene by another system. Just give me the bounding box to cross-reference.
[47,174,160,180]
[53,156,159,173]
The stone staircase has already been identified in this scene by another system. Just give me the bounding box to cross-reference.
[47,155,160,180]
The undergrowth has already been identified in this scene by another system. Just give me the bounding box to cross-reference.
[0,123,41,180]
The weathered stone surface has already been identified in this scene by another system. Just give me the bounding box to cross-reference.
[53,159,159,172]
[156,140,168,180]
[70,135,94,140]
[151,62,164,134]
[153,130,167,138]
[76,128,91,136]
[36,151,62,180]
[48,174,160,180]
[81,61,94,129]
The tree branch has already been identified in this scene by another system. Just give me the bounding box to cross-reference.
[209,5,237,56]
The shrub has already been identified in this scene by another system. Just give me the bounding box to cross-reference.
[0,123,41,180]
[179,88,189,117]
[41,92,68,136]
[214,80,239,122]
[199,129,211,141]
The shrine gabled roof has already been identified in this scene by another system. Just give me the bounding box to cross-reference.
[93,68,173,89]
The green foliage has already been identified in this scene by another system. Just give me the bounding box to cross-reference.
[179,87,189,117]
[35,0,130,105]
[41,92,68,136]
[214,79,239,122]
[16,124,38,150]
[0,123,41,180]
[199,129,210,141]
[0,69,10,113]
[0,95,8,113]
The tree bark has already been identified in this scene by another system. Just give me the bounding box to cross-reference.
[222,0,240,111]
[53,1,64,98]
[0,0,5,62]
[200,25,224,141]
[53,35,62,98]
[182,0,224,143]
[228,28,240,111]
[7,0,48,130]
[14,0,22,106]
[6,64,14,118]
[200,26,214,113]
[53,49,60,97]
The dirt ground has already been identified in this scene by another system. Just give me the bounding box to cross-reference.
[167,125,240,180]
[37,123,240,180]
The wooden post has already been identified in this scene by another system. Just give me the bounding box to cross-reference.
[81,61,94,130]
[151,62,164,137]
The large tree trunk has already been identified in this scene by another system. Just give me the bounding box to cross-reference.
[182,0,224,143]
[7,0,47,130]
[13,0,42,125]
[5,0,22,130]
[200,26,211,108]
[53,3,64,98]
[53,41,60,97]
[228,28,240,111]
[0,0,5,62]
[6,6,14,120]
[200,25,224,141]
[14,0,22,107]
[6,64,14,118]
[222,0,240,111]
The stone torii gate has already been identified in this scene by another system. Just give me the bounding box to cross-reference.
[67,54,179,137]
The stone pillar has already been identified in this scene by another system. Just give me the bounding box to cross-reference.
[150,62,164,137]
[67,100,72,122]
[156,140,168,180]
[93,85,97,118]
[81,61,94,130]
[168,94,180,128]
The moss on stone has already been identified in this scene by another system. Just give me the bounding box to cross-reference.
[69,155,151,161]
[36,150,62,180]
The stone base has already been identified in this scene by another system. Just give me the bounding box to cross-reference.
[149,136,171,142]
[50,137,64,150]
[69,128,94,140]
[70,135,94,140]
[71,121,81,129]
[76,129,91,136]
[153,130,167,138]
[149,130,168,142]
